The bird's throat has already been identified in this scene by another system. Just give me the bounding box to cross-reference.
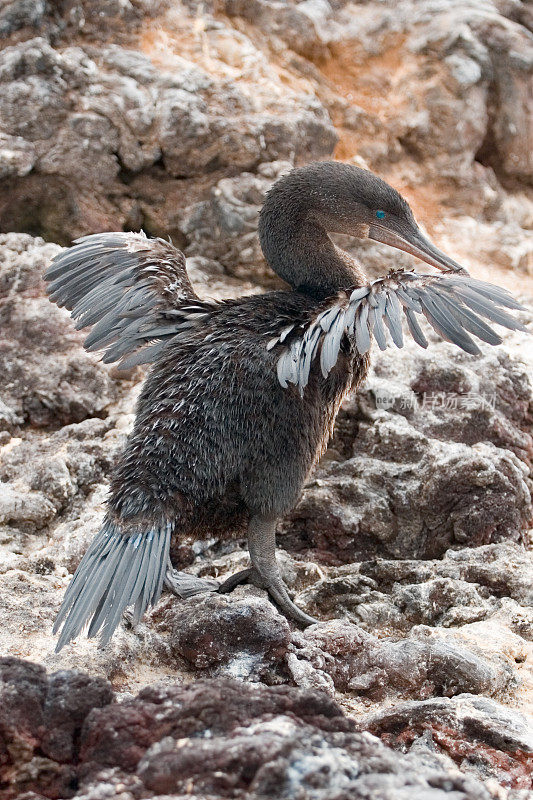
[259,215,365,300]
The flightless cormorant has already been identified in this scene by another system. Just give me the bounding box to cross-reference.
[46,161,527,649]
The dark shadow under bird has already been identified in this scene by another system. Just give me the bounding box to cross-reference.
[46,161,527,650]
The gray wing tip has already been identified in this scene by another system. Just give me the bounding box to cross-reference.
[394,272,527,354]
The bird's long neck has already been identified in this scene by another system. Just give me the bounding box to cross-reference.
[259,191,366,300]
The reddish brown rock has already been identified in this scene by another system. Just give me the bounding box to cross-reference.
[0,659,48,770]
[362,694,533,792]
[80,677,352,775]
[40,671,114,763]
[0,658,112,800]
[76,673,492,799]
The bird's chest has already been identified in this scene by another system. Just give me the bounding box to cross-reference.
[322,335,370,401]
[314,339,370,456]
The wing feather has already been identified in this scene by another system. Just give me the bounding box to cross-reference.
[423,289,482,354]
[368,303,388,350]
[274,270,527,392]
[443,276,525,310]
[355,302,371,353]
[383,289,404,348]
[320,309,347,377]
[444,284,527,331]
[436,291,502,346]
[298,326,322,391]
[404,307,428,348]
[45,231,211,368]
[417,289,479,352]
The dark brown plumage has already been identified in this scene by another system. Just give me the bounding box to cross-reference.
[47,161,526,649]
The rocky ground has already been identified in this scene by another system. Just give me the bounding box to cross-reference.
[1,1,533,799]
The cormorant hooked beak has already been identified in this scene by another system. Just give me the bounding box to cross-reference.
[369,222,469,275]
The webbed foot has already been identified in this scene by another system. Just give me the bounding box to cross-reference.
[218,541,317,628]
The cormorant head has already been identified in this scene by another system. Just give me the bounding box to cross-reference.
[284,161,468,275]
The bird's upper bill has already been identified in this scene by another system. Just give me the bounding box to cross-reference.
[369,221,468,275]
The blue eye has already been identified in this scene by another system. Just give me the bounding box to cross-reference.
[376,210,386,219]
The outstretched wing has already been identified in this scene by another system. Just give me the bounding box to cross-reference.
[45,231,214,369]
[271,271,528,394]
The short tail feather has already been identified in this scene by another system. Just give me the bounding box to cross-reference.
[53,520,171,651]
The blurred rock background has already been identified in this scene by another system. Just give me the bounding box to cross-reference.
[0,1,532,798]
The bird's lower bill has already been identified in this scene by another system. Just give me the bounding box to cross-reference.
[369,223,468,274]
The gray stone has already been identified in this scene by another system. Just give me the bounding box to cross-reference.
[0,0,46,36]
[180,163,292,281]
[0,234,119,428]
[0,32,336,241]
[288,619,514,701]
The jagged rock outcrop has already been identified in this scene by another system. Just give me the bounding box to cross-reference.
[0,0,532,277]
[0,31,336,243]
[2,657,520,800]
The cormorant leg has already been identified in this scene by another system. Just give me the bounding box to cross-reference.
[219,515,318,627]
[164,564,219,599]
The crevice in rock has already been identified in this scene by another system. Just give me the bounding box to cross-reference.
[474,81,532,192]
[0,176,79,246]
